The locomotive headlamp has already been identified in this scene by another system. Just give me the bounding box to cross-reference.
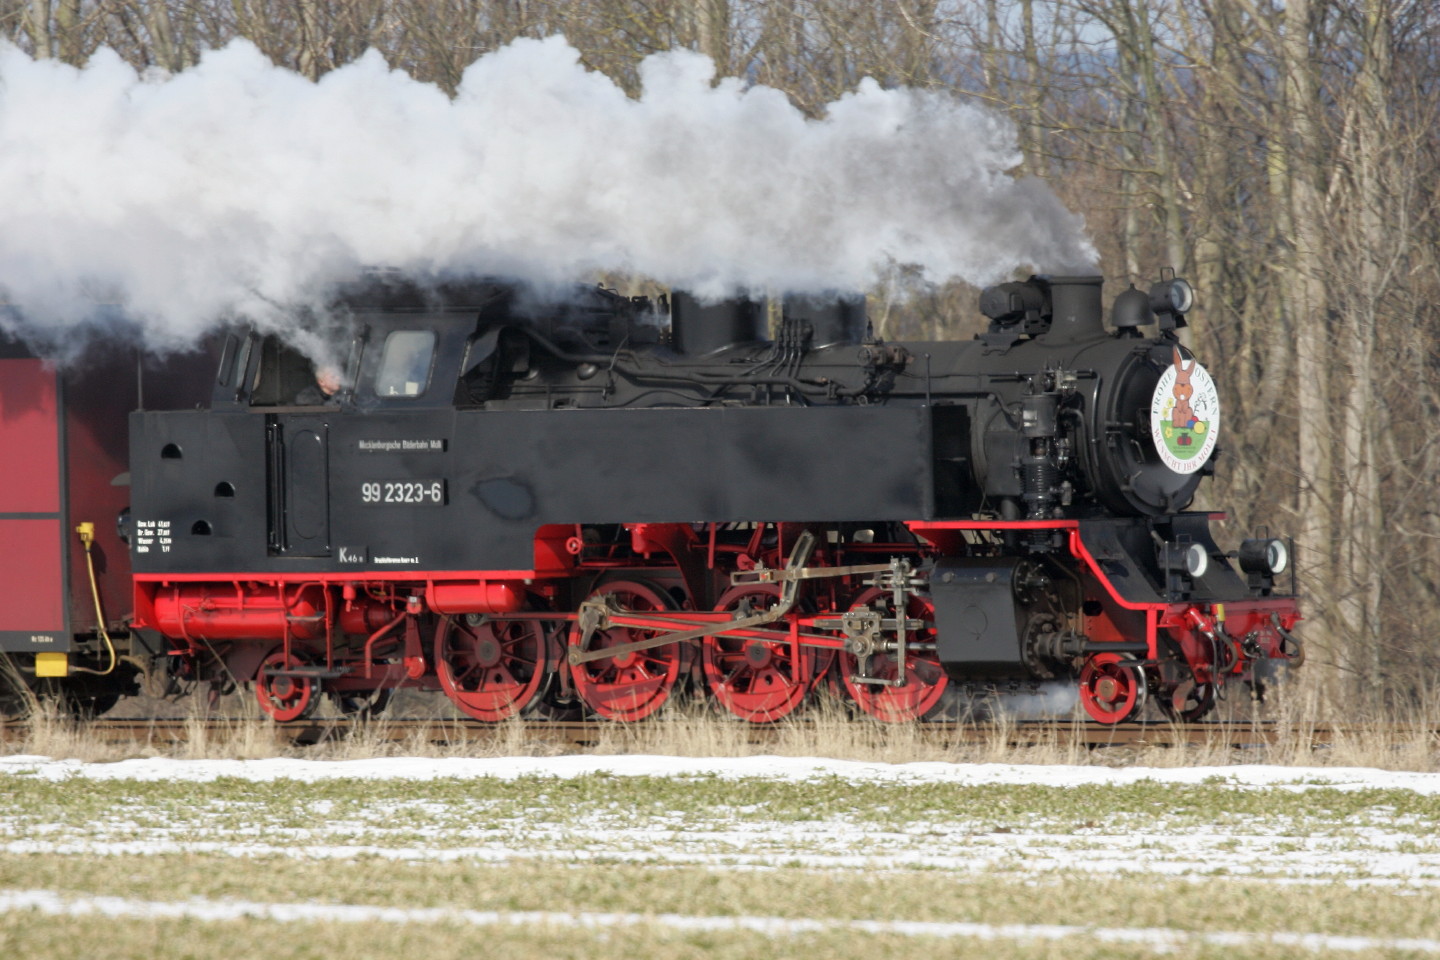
[1161,542,1210,578]
[1149,277,1194,317]
[1183,542,1209,578]
[1239,538,1289,576]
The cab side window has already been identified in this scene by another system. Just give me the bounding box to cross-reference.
[374,331,436,398]
[249,338,313,406]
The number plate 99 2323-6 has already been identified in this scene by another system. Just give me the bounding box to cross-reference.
[360,480,447,506]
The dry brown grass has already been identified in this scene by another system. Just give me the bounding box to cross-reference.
[4,671,1439,769]
[9,700,104,761]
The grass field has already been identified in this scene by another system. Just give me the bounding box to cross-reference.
[1,755,1439,958]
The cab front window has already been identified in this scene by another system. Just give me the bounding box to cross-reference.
[374,330,435,398]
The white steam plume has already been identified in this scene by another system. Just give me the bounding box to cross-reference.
[0,36,1096,353]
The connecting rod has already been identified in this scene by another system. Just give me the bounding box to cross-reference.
[567,531,820,666]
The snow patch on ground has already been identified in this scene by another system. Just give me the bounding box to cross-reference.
[4,754,1440,889]
[1,753,1435,792]
[6,828,1440,888]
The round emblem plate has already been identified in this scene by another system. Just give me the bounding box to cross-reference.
[1150,350,1220,474]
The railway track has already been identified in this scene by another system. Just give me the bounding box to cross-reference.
[0,716,1401,751]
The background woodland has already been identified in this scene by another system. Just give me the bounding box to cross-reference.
[4,0,1436,705]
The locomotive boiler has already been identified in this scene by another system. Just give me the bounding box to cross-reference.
[1,271,1302,724]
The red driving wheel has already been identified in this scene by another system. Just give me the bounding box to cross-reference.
[255,647,318,722]
[569,580,682,722]
[701,584,813,723]
[1079,652,1147,724]
[839,589,948,722]
[436,615,551,722]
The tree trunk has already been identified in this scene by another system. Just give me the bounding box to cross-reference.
[982,0,1000,92]
[1280,0,1337,694]
[54,0,80,64]
[298,0,326,81]
[24,0,52,58]
[145,2,180,71]
[1128,0,1184,274]
[1335,0,1391,703]
[693,0,729,70]
[1019,0,1041,174]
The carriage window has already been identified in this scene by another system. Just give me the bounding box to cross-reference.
[374,331,436,398]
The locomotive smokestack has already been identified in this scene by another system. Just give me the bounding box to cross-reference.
[668,292,770,355]
[1043,275,1105,345]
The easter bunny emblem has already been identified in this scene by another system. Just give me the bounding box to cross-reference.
[1170,348,1195,429]
[1150,345,1220,474]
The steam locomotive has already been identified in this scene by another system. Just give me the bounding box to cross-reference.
[0,272,1301,724]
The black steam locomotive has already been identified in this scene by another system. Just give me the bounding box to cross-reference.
[1,272,1301,723]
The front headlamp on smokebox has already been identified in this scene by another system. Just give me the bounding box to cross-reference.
[1238,538,1289,576]
[1159,542,1211,603]
[1162,542,1210,579]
